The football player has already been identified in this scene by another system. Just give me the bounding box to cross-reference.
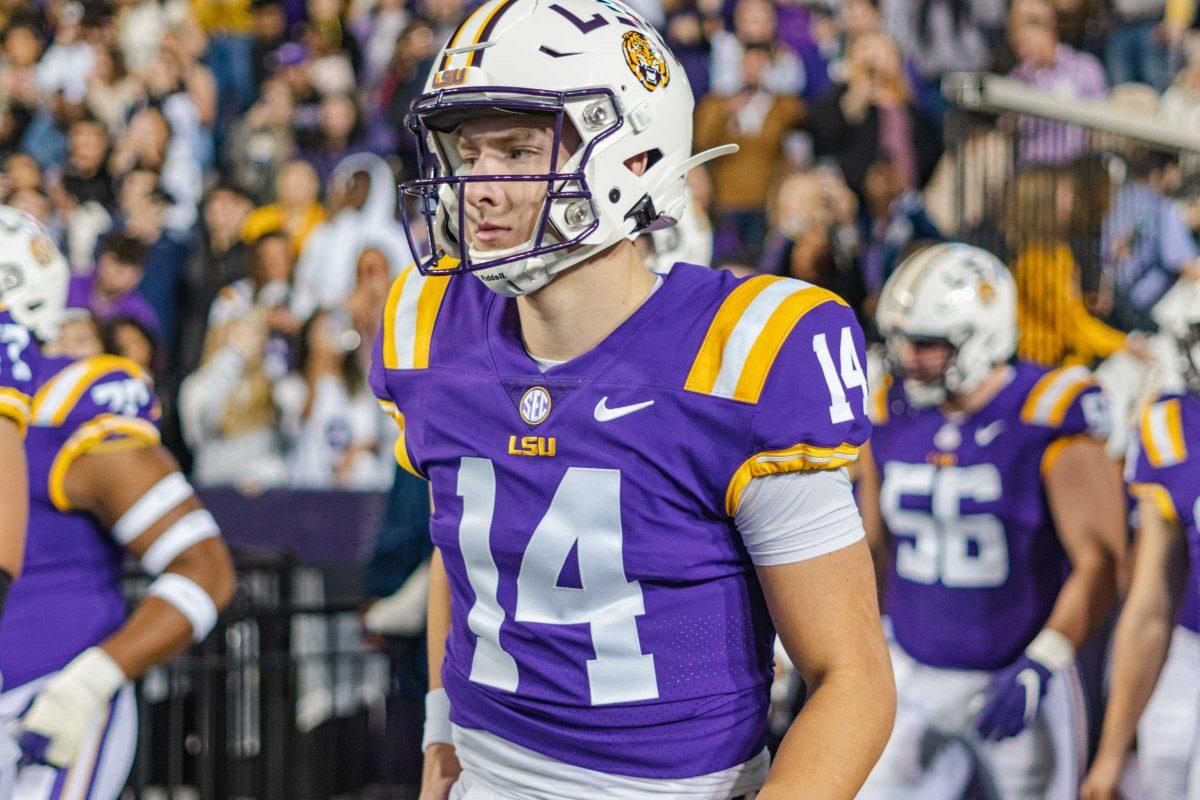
[373,1,895,797]
[1080,279,1200,800]
[856,243,1125,800]
[0,218,236,799]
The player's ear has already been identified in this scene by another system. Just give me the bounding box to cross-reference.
[624,151,651,177]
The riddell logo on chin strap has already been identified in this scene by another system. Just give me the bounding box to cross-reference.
[508,436,556,457]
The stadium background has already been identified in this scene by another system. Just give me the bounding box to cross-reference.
[3,0,1199,794]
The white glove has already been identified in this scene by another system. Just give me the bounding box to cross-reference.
[13,648,126,767]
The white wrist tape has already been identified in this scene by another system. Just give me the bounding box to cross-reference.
[147,572,219,642]
[422,688,453,751]
[112,473,195,545]
[140,509,220,575]
[1026,629,1076,673]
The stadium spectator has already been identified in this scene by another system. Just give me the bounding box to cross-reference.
[85,42,140,137]
[224,76,297,201]
[1004,166,1137,365]
[57,116,114,209]
[291,152,409,319]
[1158,35,1200,130]
[1106,0,1171,90]
[67,231,160,337]
[344,246,393,373]
[1008,0,1108,163]
[857,155,943,308]
[709,0,805,97]
[300,91,369,183]
[242,158,324,252]
[1102,150,1200,331]
[695,42,805,261]
[180,182,255,373]
[192,0,256,125]
[808,31,942,199]
[758,167,866,312]
[101,314,161,375]
[275,308,391,489]
[45,308,103,359]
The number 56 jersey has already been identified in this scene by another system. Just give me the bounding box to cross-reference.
[869,363,1108,671]
[370,263,871,780]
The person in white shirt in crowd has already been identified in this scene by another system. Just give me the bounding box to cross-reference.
[290,152,411,320]
[276,307,390,490]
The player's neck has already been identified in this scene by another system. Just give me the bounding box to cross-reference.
[940,364,1015,417]
[516,240,656,363]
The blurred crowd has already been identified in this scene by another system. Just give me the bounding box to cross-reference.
[2,0,1200,490]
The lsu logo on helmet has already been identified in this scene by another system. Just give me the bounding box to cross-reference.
[622,31,670,92]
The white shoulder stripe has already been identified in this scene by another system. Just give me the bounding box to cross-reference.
[710,279,812,400]
[31,360,91,426]
[1023,365,1092,426]
[391,268,427,370]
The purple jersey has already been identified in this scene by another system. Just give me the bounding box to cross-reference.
[869,362,1108,671]
[0,307,41,435]
[370,263,871,779]
[0,354,159,689]
[1131,393,1200,633]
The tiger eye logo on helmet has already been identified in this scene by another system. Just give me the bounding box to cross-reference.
[622,31,669,92]
[29,235,54,268]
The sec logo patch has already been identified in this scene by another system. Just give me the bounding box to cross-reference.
[519,386,552,426]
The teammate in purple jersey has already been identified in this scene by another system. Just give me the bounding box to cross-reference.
[855,243,1125,800]
[0,220,236,800]
[1082,279,1200,800]
[372,0,895,797]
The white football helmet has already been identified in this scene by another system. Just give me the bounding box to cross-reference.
[0,206,69,342]
[876,243,1017,407]
[1153,278,1200,396]
[643,186,712,274]
[400,0,736,296]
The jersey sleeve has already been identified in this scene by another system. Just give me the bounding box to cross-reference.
[1020,365,1111,474]
[1128,395,1192,525]
[0,315,38,436]
[686,277,871,515]
[29,354,161,511]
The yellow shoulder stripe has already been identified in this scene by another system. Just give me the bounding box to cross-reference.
[1139,398,1188,468]
[1020,365,1093,427]
[1130,482,1179,523]
[870,373,893,425]
[726,441,860,515]
[30,355,150,427]
[686,276,846,404]
[379,400,422,478]
[48,414,160,511]
[382,263,453,371]
[0,388,30,437]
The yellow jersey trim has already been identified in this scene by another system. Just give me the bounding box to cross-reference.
[30,355,151,427]
[48,414,161,511]
[1139,398,1189,468]
[0,388,30,437]
[382,262,453,371]
[379,400,422,478]
[1020,365,1093,428]
[1130,482,1180,523]
[686,276,845,404]
[870,373,893,425]
[726,441,860,516]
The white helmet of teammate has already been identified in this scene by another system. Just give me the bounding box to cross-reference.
[399,0,736,296]
[1153,278,1200,395]
[876,242,1017,407]
[0,206,69,342]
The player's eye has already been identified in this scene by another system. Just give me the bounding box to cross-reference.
[510,147,536,161]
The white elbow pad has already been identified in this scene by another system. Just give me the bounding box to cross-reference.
[140,509,221,575]
[147,572,220,642]
[112,472,195,545]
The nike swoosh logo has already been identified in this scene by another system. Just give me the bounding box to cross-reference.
[594,397,654,422]
[975,420,1005,447]
[1017,668,1041,726]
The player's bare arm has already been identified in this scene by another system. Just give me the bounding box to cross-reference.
[1081,491,1187,800]
[13,442,235,769]
[61,444,236,677]
[756,540,896,800]
[421,547,460,800]
[0,419,27,581]
[855,441,888,602]
[1042,436,1125,650]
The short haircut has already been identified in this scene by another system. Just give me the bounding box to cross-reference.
[99,232,149,268]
